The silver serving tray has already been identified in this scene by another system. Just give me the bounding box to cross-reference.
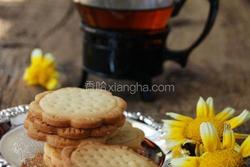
[0,105,169,167]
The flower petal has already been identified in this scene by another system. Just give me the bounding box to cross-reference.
[164,127,185,140]
[200,122,219,152]
[166,112,193,122]
[206,97,215,117]
[31,48,42,57]
[227,110,250,129]
[215,107,235,121]
[45,78,59,90]
[23,66,40,84]
[31,48,43,65]
[222,124,235,149]
[234,143,241,153]
[195,144,205,156]
[234,133,249,139]
[196,97,208,118]
[171,157,199,167]
[43,53,55,67]
[163,120,187,128]
[240,136,250,158]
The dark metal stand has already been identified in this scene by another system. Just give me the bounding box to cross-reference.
[79,24,169,101]
[77,0,219,101]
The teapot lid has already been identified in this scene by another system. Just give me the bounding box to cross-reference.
[74,0,174,10]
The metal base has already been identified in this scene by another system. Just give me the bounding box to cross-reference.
[79,69,154,101]
[80,24,170,101]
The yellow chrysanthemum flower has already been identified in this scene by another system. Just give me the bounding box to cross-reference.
[163,97,250,152]
[23,49,60,90]
[171,122,250,167]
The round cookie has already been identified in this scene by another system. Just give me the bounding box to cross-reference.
[25,112,125,139]
[61,142,158,167]
[29,91,51,119]
[46,135,106,149]
[26,112,57,134]
[25,121,47,141]
[106,122,145,149]
[39,88,127,128]
[25,119,143,150]
[29,97,126,129]
[35,91,51,101]
[44,144,64,167]
[24,119,107,149]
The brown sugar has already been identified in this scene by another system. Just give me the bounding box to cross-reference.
[21,153,46,167]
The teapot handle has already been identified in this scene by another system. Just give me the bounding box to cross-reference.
[164,0,219,67]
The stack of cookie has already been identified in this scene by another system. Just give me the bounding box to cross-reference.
[24,88,146,167]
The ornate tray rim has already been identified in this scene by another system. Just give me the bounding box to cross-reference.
[0,105,165,167]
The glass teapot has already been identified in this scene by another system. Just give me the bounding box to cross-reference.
[74,0,219,100]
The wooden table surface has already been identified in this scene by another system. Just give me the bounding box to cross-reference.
[0,0,250,132]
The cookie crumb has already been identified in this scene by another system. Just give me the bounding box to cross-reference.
[21,153,46,167]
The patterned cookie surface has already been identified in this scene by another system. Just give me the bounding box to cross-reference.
[107,122,145,149]
[39,88,127,128]
[61,142,158,167]
[29,92,126,129]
